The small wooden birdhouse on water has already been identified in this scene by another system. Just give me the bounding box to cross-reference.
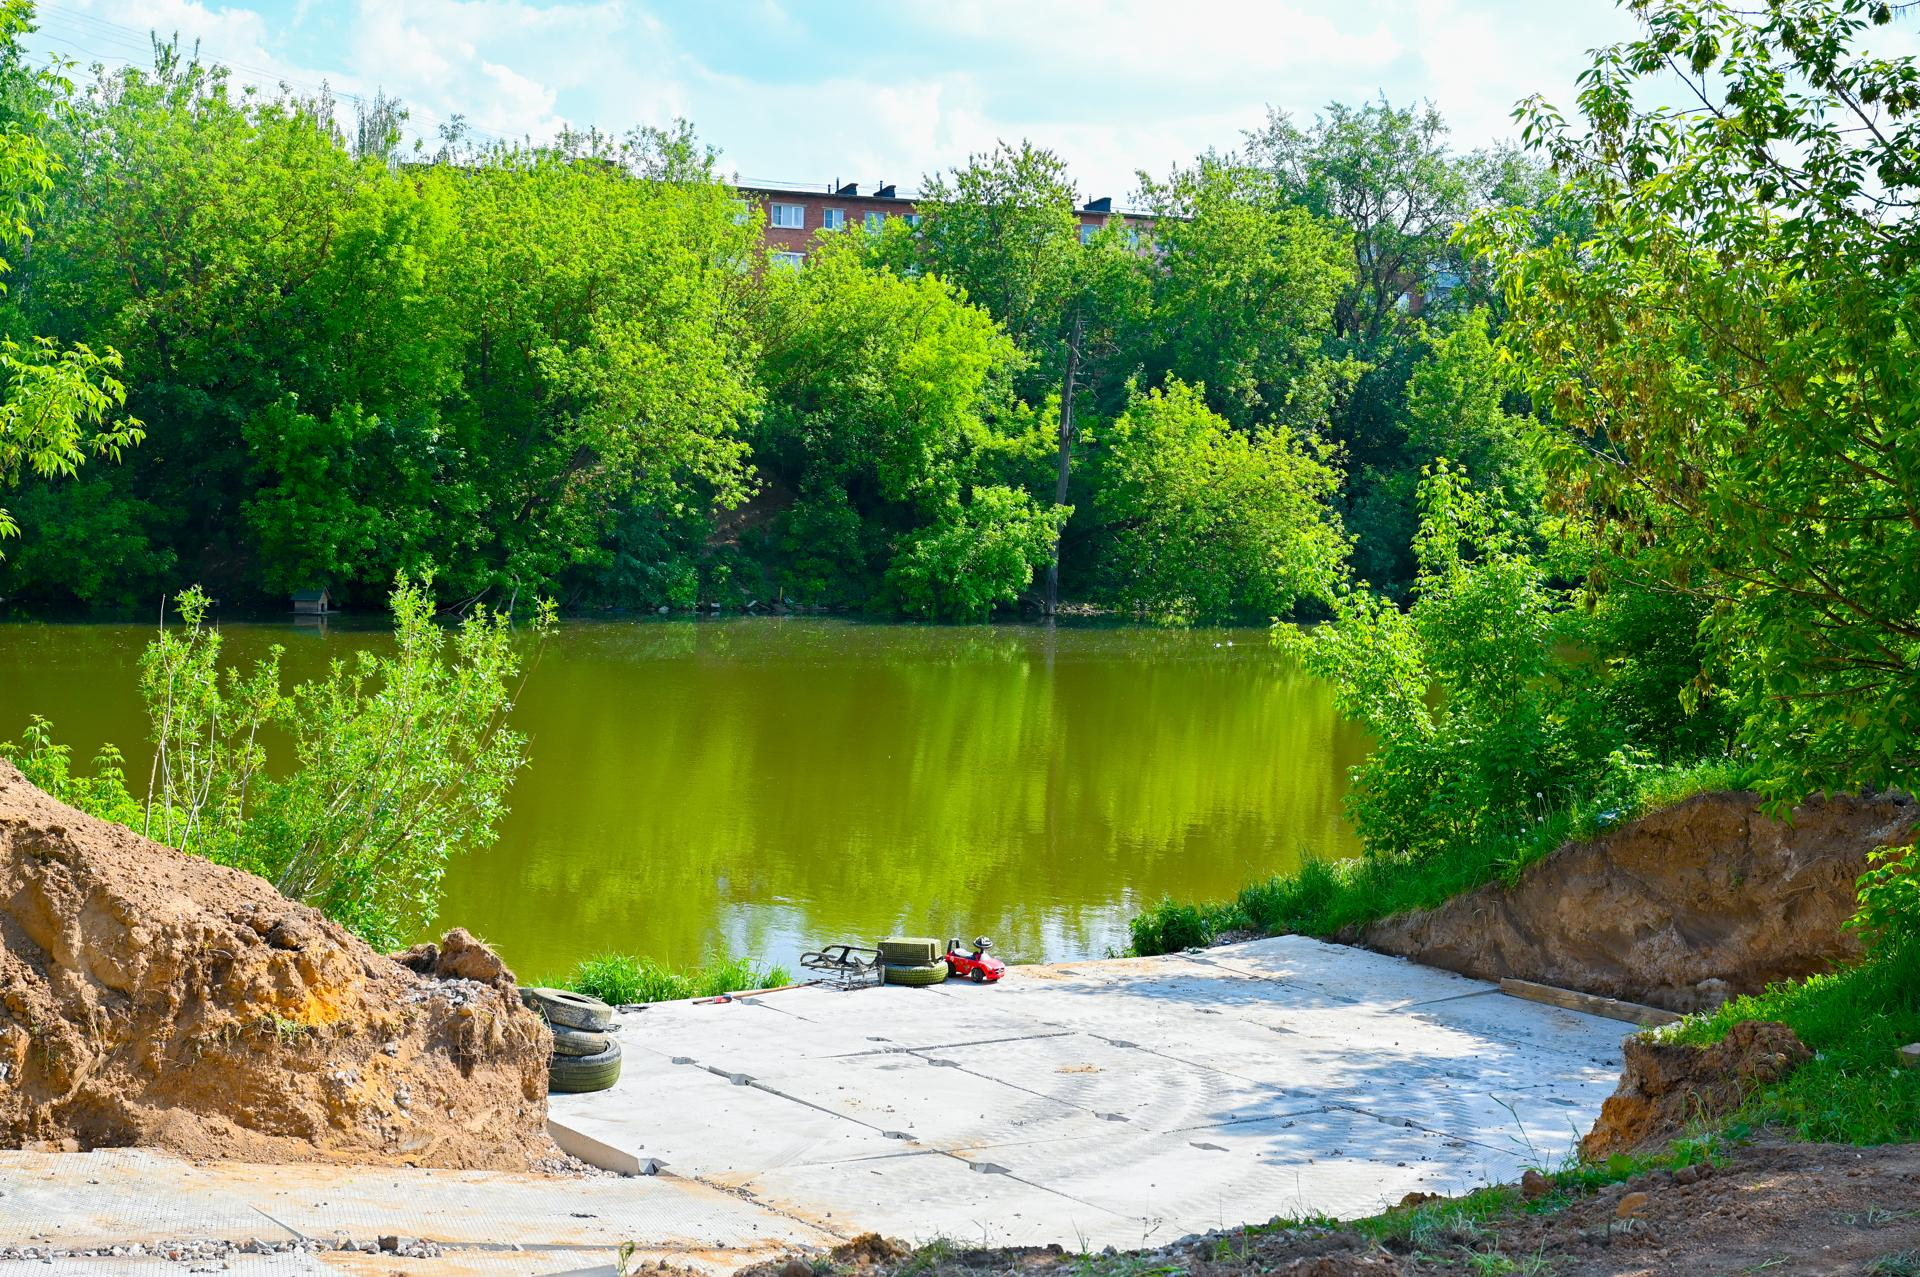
[291,587,331,616]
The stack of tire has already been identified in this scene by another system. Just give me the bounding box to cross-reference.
[878,936,948,987]
[520,987,622,1093]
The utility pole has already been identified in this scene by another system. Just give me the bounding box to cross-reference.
[1044,310,1083,618]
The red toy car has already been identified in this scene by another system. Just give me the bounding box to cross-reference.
[943,936,1006,983]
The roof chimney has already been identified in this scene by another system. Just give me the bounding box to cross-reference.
[836,181,860,196]
[875,183,897,199]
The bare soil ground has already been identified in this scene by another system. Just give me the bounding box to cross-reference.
[0,760,559,1169]
[755,1141,1920,1277]
[1356,791,1918,1014]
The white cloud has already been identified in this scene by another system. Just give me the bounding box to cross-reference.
[919,0,1403,83]
[16,0,1668,194]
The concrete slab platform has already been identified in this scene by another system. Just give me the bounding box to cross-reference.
[2,940,1630,1272]
[732,1149,1132,1249]
[550,937,1631,1249]
[0,1149,829,1276]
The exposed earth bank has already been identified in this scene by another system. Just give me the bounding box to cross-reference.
[1353,790,1918,1012]
[0,760,557,1169]
[753,1141,1920,1277]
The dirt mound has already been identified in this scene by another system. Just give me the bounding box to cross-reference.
[0,759,556,1168]
[1355,790,1917,1011]
[1580,1020,1810,1159]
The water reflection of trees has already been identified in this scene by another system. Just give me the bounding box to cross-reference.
[466,619,1365,973]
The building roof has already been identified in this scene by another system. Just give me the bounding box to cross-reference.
[733,175,1152,219]
[734,177,923,202]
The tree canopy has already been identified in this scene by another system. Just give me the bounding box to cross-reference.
[1466,0,1920,799]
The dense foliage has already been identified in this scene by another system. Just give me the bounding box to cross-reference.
[0,7,1580,622]
[1466,0,1920,800]
[1090,380,1347,621]
[751,234,1064,616]
[0,0,137,555]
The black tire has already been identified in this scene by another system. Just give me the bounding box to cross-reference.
[878,937,941,965]
[883,961,948,987]
[520,986,612,1031]
[549,1023,611,1057]
[968,967,987,983]
[549,1040,622,1093]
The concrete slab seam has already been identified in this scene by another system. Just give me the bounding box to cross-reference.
[823,1030,1078,1059]
[1325,1100,1582,1165]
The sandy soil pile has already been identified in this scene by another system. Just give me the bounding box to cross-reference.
[1356,790,1918,1011]
[0,760,556,1168]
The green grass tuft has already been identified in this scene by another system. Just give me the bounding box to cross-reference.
[553,952,792,1005]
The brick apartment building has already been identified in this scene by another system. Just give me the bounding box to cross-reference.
[736,178,1150,265]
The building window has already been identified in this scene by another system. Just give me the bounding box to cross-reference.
[863,211,885,232]
[1078,223,1098,245]
[904,213,921,228]
[822,207,846,231]
[771,250,806,269]
[770,203,807,229]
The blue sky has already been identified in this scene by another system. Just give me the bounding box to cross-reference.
[25,1,1653,197]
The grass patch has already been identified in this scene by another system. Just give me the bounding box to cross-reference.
[553,952,793,1005]
[1658,942,1920,1145]
[1130,756,1746,955]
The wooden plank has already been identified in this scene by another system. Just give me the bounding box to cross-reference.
[1499,977,1683,1028]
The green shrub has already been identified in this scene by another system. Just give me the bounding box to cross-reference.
[4,574,549,949]
[558,952,792,1005]
[885,485,1066,621]
[1853,844,1920,958]
[1281,464,1615,864]
[1130,898,1236,956]
[2,716,142,827]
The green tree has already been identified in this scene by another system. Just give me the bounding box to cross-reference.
[11,48,447,604]
[1402,308,1541,519]
[0,0,138,554]
[5,52,757,609]
[1465,0,1920,798]
[1089,379,1347,621]
[1246,99,1558,593]
[874,141,1084,392]
[427,127,759,600]
[1249,99,1473,343]
[756,235,1058,617]
[1133,159,1357,433]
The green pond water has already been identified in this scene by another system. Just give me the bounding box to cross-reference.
[0,617,1366,979]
